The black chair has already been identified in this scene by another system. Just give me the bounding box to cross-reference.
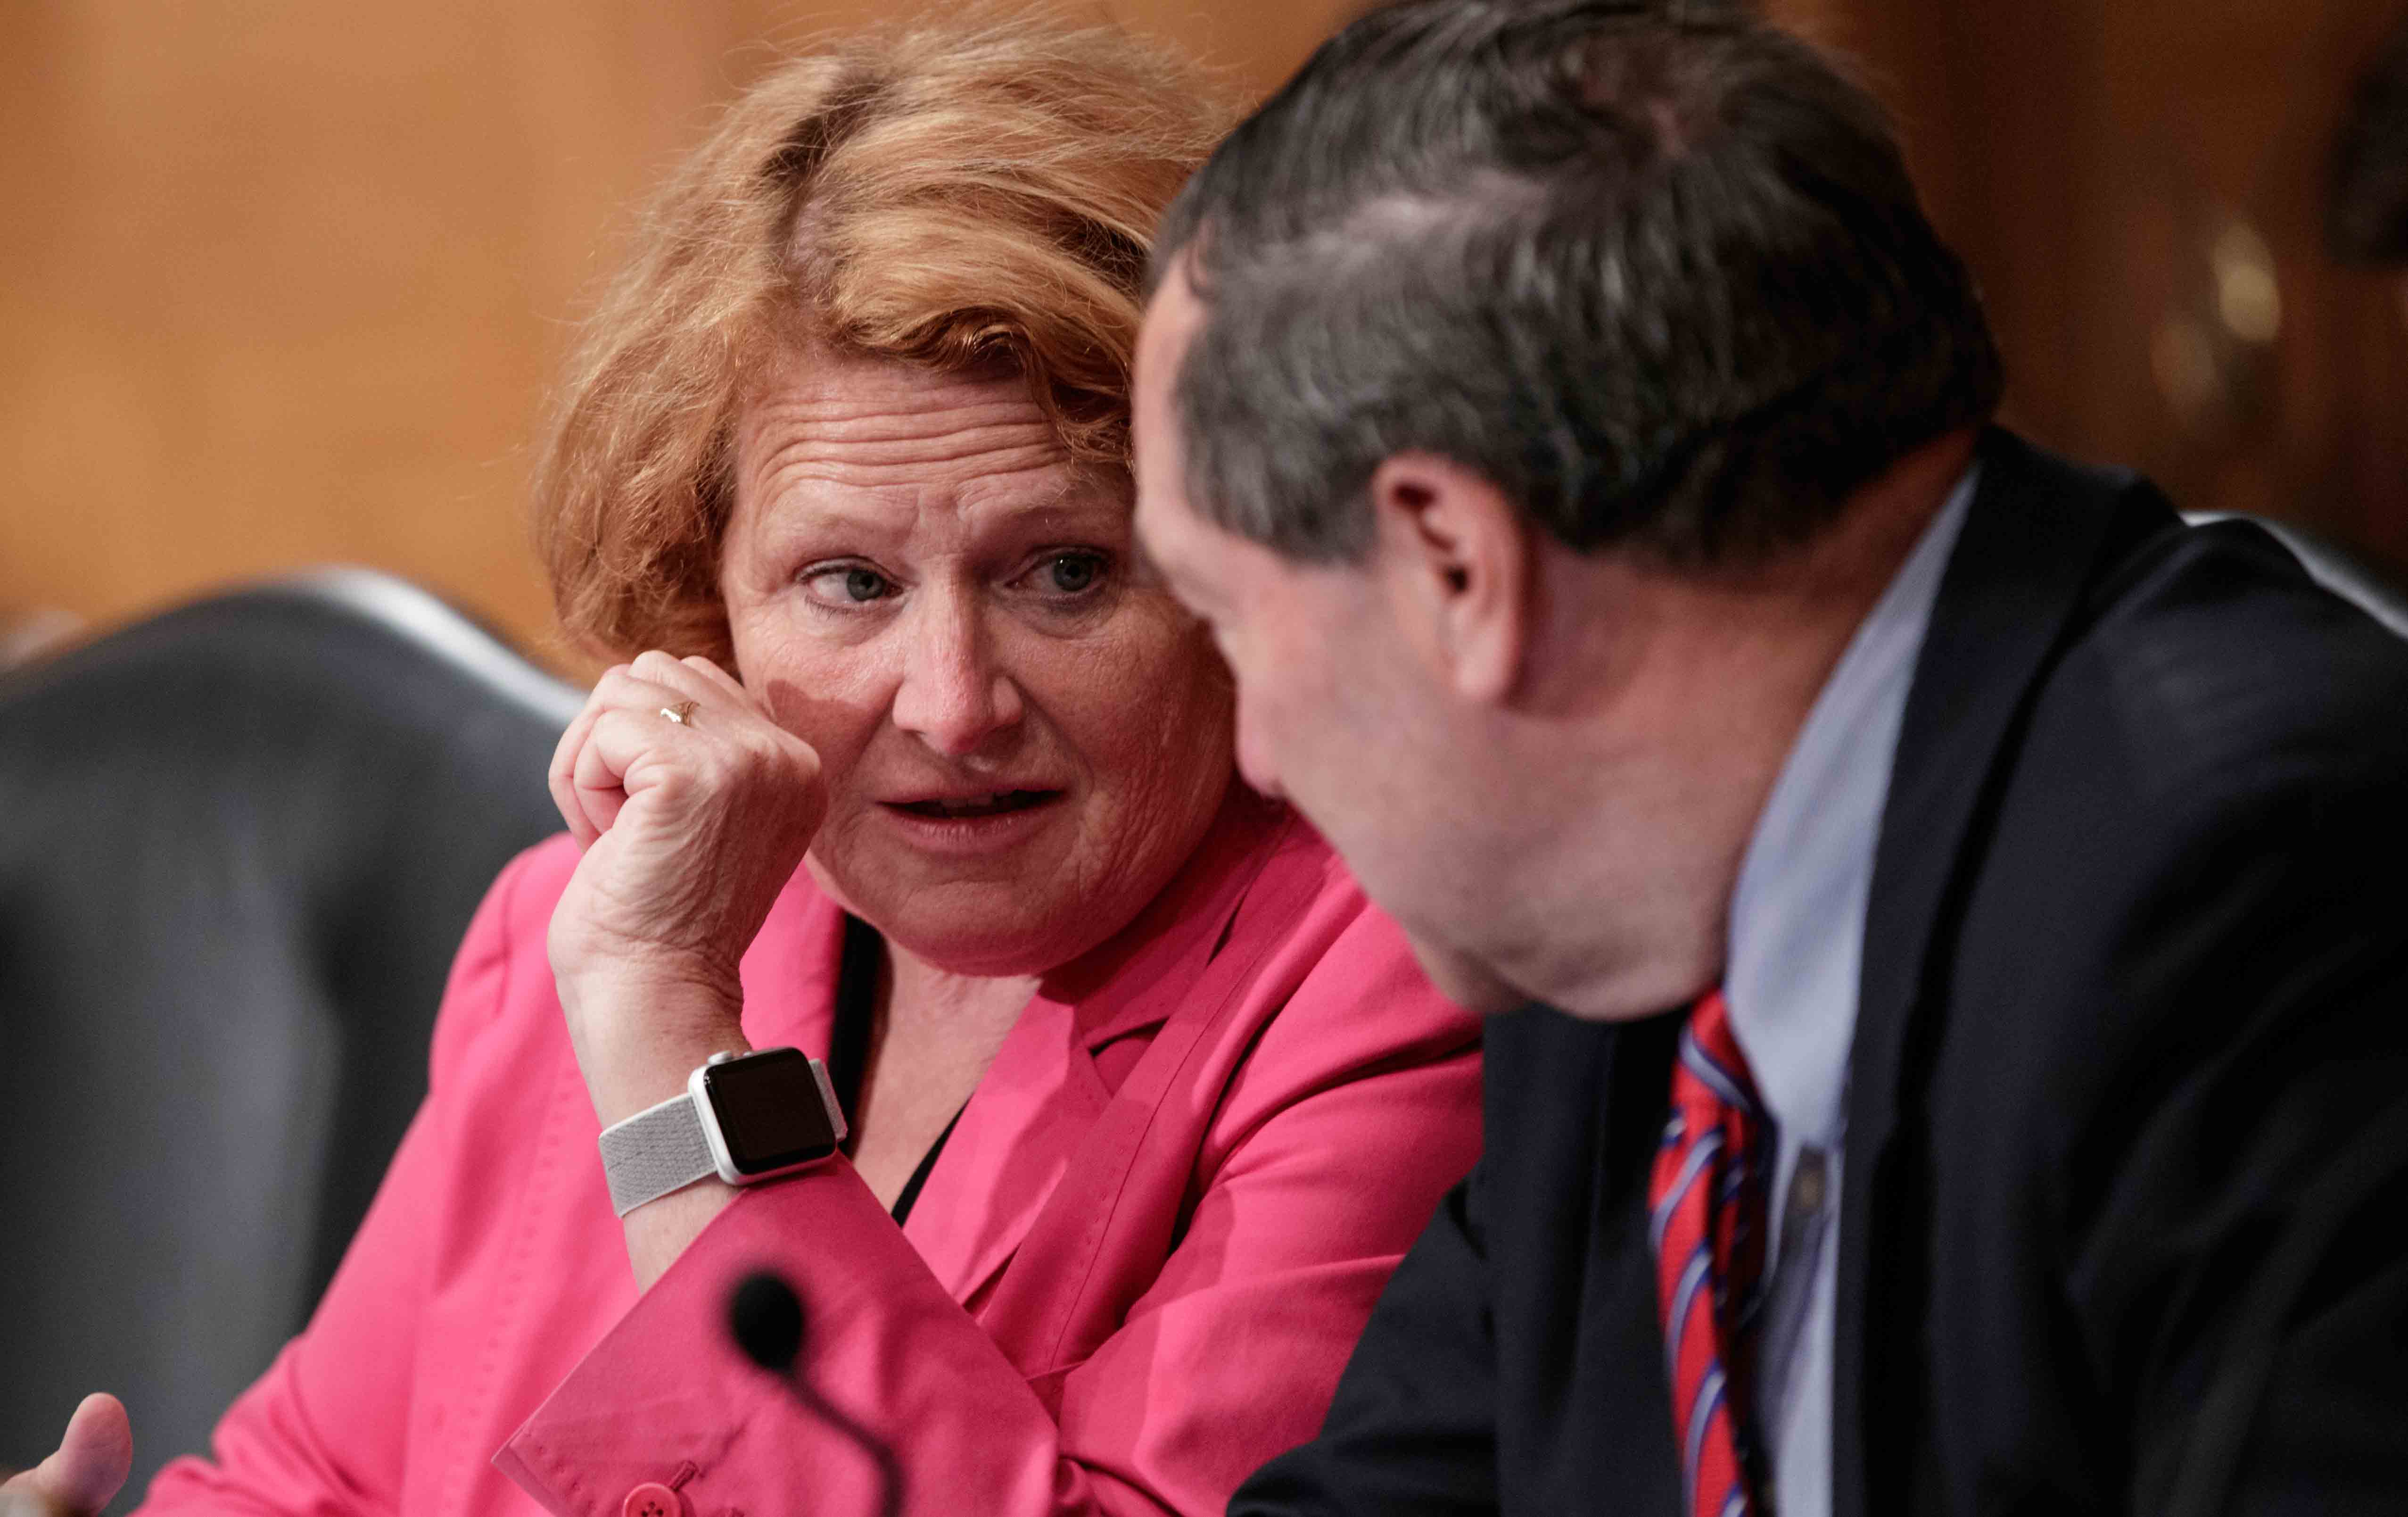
[0,570,581,1506]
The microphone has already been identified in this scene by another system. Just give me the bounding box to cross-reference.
[727,1270,904,1517]
[729,1271,805,1374]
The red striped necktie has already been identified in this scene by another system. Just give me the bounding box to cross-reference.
[1649,988,1772,1517]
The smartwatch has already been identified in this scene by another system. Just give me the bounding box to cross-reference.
[596,1047,847,1217]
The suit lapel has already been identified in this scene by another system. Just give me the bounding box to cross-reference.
[1476,1001,1687,1512]
[1584,1011,1689,1514]
[1833,430,2171,1515]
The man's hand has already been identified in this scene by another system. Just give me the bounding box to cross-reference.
[0,1393,132,1516]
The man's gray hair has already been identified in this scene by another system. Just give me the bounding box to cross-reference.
[1151,0,2004,567]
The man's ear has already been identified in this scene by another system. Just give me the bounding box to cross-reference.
[1367,452,1532,704]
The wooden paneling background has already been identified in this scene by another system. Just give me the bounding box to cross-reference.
[1795,0,2408,566]
[6,0,2405,671]
[0,0,1356,669]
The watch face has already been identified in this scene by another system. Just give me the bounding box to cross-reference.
[702,1048,841,1176]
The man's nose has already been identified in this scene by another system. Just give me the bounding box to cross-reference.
[890,590,1024,758]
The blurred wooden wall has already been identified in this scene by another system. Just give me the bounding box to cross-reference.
[1782,0,2408,566]
[0,0,1353,669]
[6,0,2406,672]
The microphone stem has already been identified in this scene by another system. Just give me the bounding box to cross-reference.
[780,1373,904,1517]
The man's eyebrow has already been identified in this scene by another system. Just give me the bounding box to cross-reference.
[1146,544,1213,616]
[1130,531,1198,600]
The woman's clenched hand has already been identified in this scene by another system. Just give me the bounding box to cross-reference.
[546,651,825,1128]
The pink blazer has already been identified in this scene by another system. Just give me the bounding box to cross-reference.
[139,794,1482,1516]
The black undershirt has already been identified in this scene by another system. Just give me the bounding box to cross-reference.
[825,914,963,1227]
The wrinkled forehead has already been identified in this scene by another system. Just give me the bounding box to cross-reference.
[738,345,1071,488]
[718,347,1133,584]
[739,339,1049,448]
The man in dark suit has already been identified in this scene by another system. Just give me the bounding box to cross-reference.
[1129,2,2408,1513]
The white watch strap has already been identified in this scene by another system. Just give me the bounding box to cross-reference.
[597,1091,716,1217]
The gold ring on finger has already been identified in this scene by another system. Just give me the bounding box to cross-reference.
[660,700,700,727]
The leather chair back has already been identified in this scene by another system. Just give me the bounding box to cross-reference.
[0,571,580,1504]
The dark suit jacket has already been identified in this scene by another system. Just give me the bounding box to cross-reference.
[1234,430,2408,1517]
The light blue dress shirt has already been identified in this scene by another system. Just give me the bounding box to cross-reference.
[1721,465,1977,1517]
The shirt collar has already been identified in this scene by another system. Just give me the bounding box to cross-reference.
[1722,463,1979,1147]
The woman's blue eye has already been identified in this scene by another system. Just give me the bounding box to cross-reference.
[843,567,889,602]
[1043,554,1104,595]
